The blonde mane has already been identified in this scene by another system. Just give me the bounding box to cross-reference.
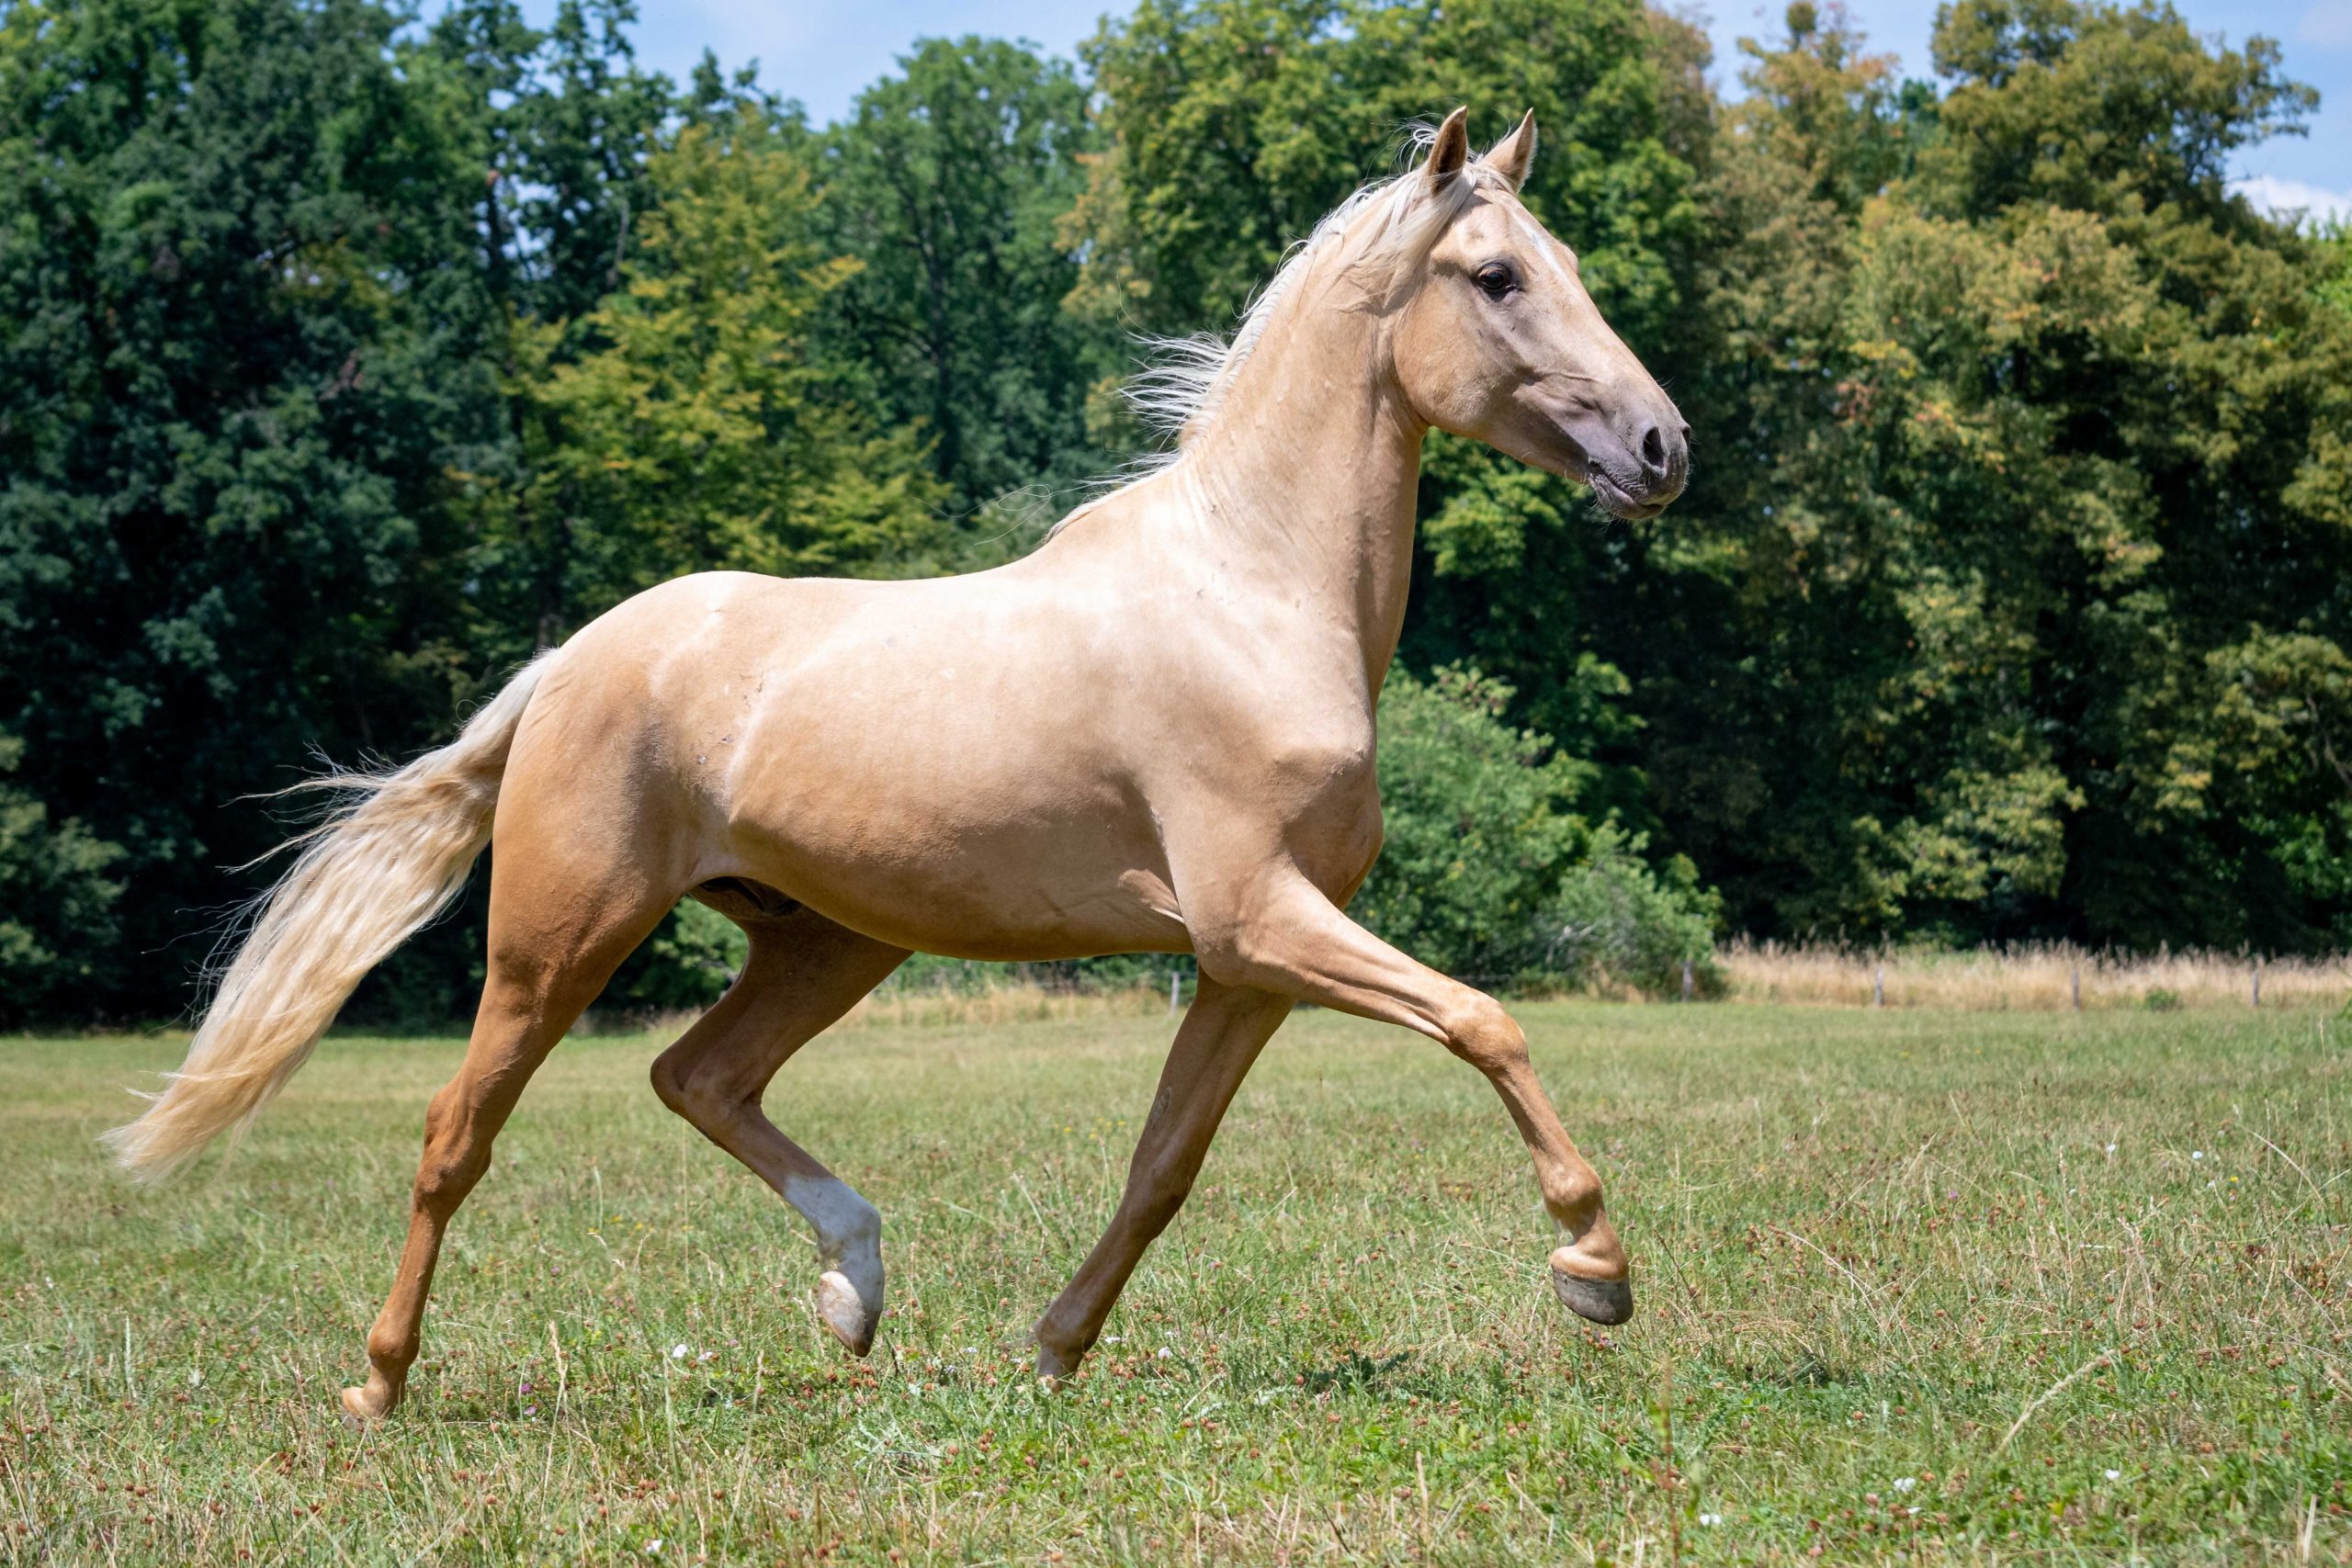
[1115,136,1504,474]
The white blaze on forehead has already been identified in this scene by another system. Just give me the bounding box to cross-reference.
[1514,210,1580,292]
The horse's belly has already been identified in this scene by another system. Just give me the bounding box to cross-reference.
[717,770,1190,962]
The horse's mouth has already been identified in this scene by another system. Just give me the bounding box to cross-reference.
[1585,464,1669,522]
[1533,403,1683,520]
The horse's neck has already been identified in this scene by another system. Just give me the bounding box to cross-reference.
[1160,299,1426,687]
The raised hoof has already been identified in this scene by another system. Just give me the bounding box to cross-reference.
[339,1376,401,1423]
[1033,1337,1082,1382]
[816,1269,878,1358]
[1551,1268,1635,1327]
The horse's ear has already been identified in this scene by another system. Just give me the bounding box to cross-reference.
[1486,108,1538,190]
[1422,107,1471,192]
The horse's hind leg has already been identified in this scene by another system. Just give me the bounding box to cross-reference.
[650,897,908,1355]
[341,852,674,1421]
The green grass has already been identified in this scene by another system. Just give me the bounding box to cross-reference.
[1,1003,2346,1564]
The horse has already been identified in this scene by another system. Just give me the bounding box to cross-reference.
[107,107,1690,1419]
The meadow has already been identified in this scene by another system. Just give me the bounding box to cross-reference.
[1,999,2345,1564]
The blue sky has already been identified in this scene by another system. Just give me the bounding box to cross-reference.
[553,0,2350,220]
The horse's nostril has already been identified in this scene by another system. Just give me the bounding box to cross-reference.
[1639,423,1667,472]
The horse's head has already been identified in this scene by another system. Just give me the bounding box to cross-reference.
[1390,107,1689,521]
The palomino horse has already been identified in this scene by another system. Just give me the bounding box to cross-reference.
[109,107,1690,1419]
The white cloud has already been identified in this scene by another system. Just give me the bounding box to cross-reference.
[2230,173,2352,227]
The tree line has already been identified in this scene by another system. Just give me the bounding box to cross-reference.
[2,0,2345,1023]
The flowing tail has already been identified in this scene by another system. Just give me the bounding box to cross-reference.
[105,654,556,1181]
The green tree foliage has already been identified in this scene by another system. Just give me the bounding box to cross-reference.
[1069,0,2349,955]
[820,39,1102,518]
[2,0,2345,1025]
[0,729,123,1010]
[473,107,946,640]
[0,0,508,1021]
[1647,0,2351,948]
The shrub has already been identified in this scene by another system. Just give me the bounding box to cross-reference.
[1355,668,1720,997]
[1542,827,1721,997]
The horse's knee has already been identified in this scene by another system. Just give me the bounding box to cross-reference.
[413,1142,491,1213]
[1123,1146,1209,1240]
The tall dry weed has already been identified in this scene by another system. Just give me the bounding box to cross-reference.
[1723,939,2350,1010]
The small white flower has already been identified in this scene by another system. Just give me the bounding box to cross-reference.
[1893,1476,1917,1493]
[2191,1150,2205,1161]
[1698,1512,1723,1527]
[696,1350,716,1363]
[645,1540,663,1557]
[2105,1143,2118,1155]
[187,1368,201,1388]
[909,1382,922,1396]
[961,1346,979,1355]
[1907,1506,1920,1516]
[1156,1346,1173,1359]
[1102,1336,1122,1344]
[669,1343,689,1360]
[2105,1468,2120,1482]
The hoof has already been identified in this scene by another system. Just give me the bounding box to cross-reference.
[1033,1341,1081,1382]
[339,1375,401,1422]
[816,1269,877,1358]
[1551,1267,1635,1326]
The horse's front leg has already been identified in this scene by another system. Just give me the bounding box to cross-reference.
[1195,869,1634,1327]
[1033,976,1293,1379]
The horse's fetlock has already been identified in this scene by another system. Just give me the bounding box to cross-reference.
[1548,1169,1604,1228]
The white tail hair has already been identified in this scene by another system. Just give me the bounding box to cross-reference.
[104,654,556,1180]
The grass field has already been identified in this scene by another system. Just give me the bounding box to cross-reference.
[1,1002,2346,1564]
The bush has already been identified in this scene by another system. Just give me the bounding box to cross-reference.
[1354,668,1719,996]
[1543,827,1721,997]
[604,900,750,1014]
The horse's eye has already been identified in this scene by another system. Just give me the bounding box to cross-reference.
[1475,262,1519,299]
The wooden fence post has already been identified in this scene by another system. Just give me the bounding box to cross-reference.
[2251,959,2261,1010]
[1681,959,1694,1002]
[2071,964,2081,1013]
[1872,960,1885,1010]
[1170,970,1181,1014]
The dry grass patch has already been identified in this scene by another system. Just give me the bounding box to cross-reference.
[1725,940,2352,1012]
